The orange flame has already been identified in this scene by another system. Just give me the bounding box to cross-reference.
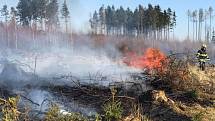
[123,48,167,70]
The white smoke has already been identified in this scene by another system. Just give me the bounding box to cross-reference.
[0,35,142,118]
[0,44,141,89]
[0,45,140,117]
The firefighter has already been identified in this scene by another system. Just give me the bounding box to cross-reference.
[196,44,210,71]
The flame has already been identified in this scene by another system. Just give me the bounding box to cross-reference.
[123,48,167,70]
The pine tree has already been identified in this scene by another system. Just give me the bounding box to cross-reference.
[90,5,175,38]
[163,10,168,40]
[92,11,99,34]
[105,6,112,35]
[138,5,144,35]
[1,5,9,47]
[191,10,198,41]
[99,5,105,34]
[46,0,59,29]
[17,0,32,26]
[204,9,208,42]
[146,4,153,34]
[111,6,116,35]
[167,8,172,40]
[209,7,213,41]
[61,0,70,33]
[1,5,9,22]
[115,6,126,35]
[172,11,176,40]
[133,8,140,35]
[198,8,204,41]
[10,7,18,49]
[10,7,18,18]
[151,6,158,40]
[31,0,48,29]
[187,10,191,40]
[126,8,134,35]
[154,5,161,40]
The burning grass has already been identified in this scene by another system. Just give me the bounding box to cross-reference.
[0,43,214,120]
[123,48,167,70]
[154,56,215,94]
[143,53,215,121]
[122,47,215,120]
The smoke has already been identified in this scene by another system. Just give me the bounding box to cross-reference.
[2,8,214,115]
[0,36,141,89]
[68,0,90,33]
[0,34,142,117]
[25,90,51,112]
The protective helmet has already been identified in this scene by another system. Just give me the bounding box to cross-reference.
[202,44,207,48]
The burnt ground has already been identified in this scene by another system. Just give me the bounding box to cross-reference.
[43,83,204,121]
[45,85,135,115]
[144,75,215,121]
[0,70,214,121]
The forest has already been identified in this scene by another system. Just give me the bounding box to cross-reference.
[0,1,214,121]
[0,0,70,49]
[89,4,176,40]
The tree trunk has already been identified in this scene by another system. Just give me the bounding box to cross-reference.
[65,17,68,33]
[198,20,201,41]
[196,21,198,41]
[15,21,18,49]
[209,13,212,42]
[193,20,195,41]
[205,15,207,42]
[188,15,190,40]
[6,24,9,48]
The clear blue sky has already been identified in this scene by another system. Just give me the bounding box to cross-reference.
[1,0,215,40]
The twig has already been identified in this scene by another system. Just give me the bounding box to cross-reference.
[115,96,135,100]
[34,55,37,75]
[20,95,40,106]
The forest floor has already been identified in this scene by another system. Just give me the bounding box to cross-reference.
[43,65,215,121]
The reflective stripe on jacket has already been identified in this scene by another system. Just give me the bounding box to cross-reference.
[197,49,210,62]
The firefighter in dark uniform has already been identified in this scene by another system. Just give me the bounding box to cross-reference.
[196,44,210,71]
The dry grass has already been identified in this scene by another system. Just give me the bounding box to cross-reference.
[123,104,151,121]
[146,55,215,121]
[44,103,88,121]
[152,55,215,93]
[173,102,215,121]
[0,96,21,121]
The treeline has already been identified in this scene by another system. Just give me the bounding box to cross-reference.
[0,0,71,49]
[187,7,214,42]
[90,4,176,40]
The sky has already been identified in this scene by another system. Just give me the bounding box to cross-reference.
[1,0,215,40]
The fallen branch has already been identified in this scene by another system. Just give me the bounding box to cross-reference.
[20,95,40,106]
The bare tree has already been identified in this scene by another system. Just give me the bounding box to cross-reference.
[10,7,18,49]
[192,10,197,41]
[61,0,70,33]
[209,7,213,42]
[204,9,208,42]
[187,10,191,40]
[198,9,204,41]
[1,5,9,47]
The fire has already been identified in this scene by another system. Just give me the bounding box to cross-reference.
[123,48,167,70]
